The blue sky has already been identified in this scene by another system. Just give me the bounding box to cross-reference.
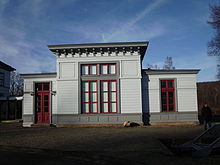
[0,0,219,82]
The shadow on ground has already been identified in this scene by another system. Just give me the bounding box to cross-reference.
[0,122,220,165]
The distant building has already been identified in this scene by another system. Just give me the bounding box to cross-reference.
[0,61,16,120]
[21,42,199,127]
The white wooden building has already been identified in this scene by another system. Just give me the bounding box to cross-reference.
[21,42,199,127]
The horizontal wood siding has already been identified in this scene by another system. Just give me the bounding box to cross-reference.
[23,77,57,116]
[23,93,33,115]
[177,89,198,112]
[57,55,141,79]
[148,89,160,113]
[177,76,197,89]
[57,54,142,115]
[24,78,57,92]
[144,74,198,113]
[120,79,142,113]
[3,70,10,88]
[57,80,78,114]
[176,75,198,112]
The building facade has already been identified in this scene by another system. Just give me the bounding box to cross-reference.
[0,61,16,120]
[21,42,199,127]
[142,69,199,123]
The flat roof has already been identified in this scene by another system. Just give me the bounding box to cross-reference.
[48,41,149,49]
[20,72,57,78]
[143,69,200,75]
[0,61,15,71]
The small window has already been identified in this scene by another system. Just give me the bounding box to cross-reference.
[100,64,108,75]
[44,107,49,112]
[36,83,50,91]
[44,95,49,100]
[100,64,116,75]
[82,65,89,75]
[90,65,97,75]
[36,83,42,91]
[43,83,50,91]
[168,81,173,88]
[109,64,116,74]
[161,81,166,88]
[81,64,97,75]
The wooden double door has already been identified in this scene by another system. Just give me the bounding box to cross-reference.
[35,83,50,124]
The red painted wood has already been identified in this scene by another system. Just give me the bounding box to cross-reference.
[35,83,50,124]
[81,63,116,75]
[161,80,175,112]
[100,80,117,113]
[81,81,98,113]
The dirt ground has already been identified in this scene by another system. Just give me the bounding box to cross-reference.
[0,122,220,165]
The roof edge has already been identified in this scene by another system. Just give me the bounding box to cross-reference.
[20,72,57,78]
[48,41,149,49]
[143,69,200,75]
[0,61,16,71]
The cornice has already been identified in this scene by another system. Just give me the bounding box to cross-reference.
[48,41,149,60]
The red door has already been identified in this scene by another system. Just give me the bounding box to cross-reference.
[35,83,50,124]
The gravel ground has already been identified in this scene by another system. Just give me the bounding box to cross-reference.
[0,122,220,165]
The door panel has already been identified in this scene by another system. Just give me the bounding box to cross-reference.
[35,83,50,124]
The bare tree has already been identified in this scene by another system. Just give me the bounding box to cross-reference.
[163,56,175,70]
[208,5,220,79]
[10,71,23,96]
[146,64,160,69]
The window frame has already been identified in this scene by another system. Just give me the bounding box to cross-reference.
[80,62,118,114]
[0,72,4,87]
[81,63,117,76]
[81,64,98,76]
[160,79,176,112]
[100,80,118,114]
[81,80,99,114]
[35,82,50,92]
[100,63,117,75]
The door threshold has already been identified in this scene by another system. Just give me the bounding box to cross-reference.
[31,123,51,127]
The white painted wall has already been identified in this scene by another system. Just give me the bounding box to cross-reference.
[120,78,142,113]
[120,59,142,113]
[58,62,76,80]
[23,77,57,115]
[56,80,78,114]
[56,52,142,81]
[56,60,78,114]
[23,93,33,115]
[56,51,142,115]
[144,73,198,113]
[121,60,141,78]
